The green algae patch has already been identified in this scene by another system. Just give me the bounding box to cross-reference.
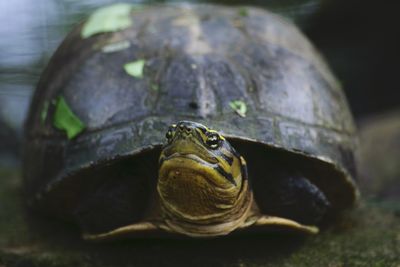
[53,97,85,139]
[124,59,146,78]
[229,100,247,117]
[238,7,249,17]
[151,84,159,92]
[81,3,133,38]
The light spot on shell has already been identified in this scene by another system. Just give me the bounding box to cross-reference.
[172,12,211,55]
[101,40,131,53]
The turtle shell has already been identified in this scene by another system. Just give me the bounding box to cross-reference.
[24,4,358,222]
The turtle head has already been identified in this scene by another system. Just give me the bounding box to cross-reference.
[157,121,252,237]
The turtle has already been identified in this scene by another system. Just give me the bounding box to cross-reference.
[23,4,359,241]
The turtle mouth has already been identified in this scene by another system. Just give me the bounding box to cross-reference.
[161,135,220,165]
[163,152,219,165]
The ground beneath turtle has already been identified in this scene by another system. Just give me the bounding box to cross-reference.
[0,164,399,267]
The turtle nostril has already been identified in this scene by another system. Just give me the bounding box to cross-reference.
[179,124,185,131]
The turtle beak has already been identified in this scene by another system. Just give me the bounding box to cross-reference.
[162,138,219,164]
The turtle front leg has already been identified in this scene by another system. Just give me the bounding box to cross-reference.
[241,172,330,234]
[253,173,331,226]
[82,221,161,241]
[79,192,174,241]
[240,202,320,234]
[73,169,161,241]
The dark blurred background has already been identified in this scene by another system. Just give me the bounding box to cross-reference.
[1,0,400,167]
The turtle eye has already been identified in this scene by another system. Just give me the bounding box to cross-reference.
[166,130,173,141]
[206,133,221,149]
[165,125,176,142]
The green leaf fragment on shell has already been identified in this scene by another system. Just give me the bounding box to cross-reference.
[151,84,159,91]
[81,3,133,38]
[229,100,247,117]
[238,8,248,17]
[124,59,146,78]
[53,97,85,139]
[41,101,49,124]
[102,40,131,53]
